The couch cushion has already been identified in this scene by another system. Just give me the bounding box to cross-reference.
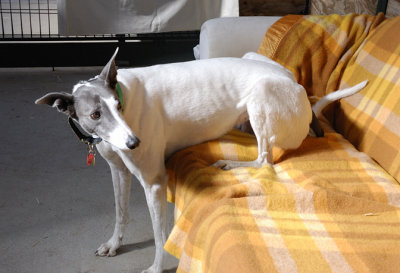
[195,16,280,59]
[335,16,400,182]
[165,126,400,272]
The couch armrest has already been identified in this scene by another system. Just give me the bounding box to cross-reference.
[194,16,281,59]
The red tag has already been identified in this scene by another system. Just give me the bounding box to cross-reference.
[87,152,95,166]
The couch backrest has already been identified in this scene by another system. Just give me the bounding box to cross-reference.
[335,16,400,182]
[258,14,384,97]
[258,14,400,182]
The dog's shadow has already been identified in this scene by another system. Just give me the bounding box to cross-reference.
[118,239,155,254]
[118,239,178,273]
[161,268,178,273]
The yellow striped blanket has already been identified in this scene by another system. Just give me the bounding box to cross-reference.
[165,14,400,273]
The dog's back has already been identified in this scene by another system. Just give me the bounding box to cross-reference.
[120,57,311,157]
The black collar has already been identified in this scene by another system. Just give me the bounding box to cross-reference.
[68,117,102,145]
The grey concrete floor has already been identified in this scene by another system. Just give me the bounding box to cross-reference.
[0,67,178,273]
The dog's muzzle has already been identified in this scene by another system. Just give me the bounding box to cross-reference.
[126,136,141,150]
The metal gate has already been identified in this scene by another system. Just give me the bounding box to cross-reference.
[0,0,199,67]
[0,0,389,68]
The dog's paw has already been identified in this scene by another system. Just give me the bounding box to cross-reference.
[211,160,228,170]
[95,243,117,257]
[212,159,242,170]
[95,238,121,257]
[212,159,267,170]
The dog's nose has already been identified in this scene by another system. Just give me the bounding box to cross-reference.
[126,136,140,149]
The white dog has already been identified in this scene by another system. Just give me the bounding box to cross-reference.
[36,49,366,273]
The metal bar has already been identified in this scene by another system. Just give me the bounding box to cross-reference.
[38,0,41,37]
[304,0,310,14]
[376,0,388,14]
[47,0,50,36]
[9,0,14,37]
[0,30,200,42]
[0,39,198,67]
[19,0,23,36]
[29,0,33,37]
[0,1,4,38]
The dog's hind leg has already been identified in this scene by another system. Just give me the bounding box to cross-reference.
[212,126,273,170]
[212,85,274,170]
[95,143,132,257]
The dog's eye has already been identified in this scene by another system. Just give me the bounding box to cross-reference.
[90,111,101,120]
[117,102,122,111]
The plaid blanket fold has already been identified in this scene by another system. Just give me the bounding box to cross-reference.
[335,16,400,182]
[258,13,385,97]
[166,128,400,272]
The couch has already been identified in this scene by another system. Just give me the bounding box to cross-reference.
[165,14,400,273]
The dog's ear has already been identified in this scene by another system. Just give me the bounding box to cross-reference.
[35,92,75,117]
[99,48,119,89]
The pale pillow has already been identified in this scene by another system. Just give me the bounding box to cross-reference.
[194,16,281,59]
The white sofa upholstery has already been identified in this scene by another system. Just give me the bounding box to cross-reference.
[193,16,281,59]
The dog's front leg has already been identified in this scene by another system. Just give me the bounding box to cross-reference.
[142,179,167,273]
[96,145,132,257]
[96,163,131,256]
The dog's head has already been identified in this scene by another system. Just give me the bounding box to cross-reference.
[35,48,140,150]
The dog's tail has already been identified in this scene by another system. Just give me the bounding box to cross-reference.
[312,80,368,118]
[309,80,367,137]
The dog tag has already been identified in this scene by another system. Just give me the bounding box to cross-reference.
[87,144,96,166]
[87,152,95,166]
